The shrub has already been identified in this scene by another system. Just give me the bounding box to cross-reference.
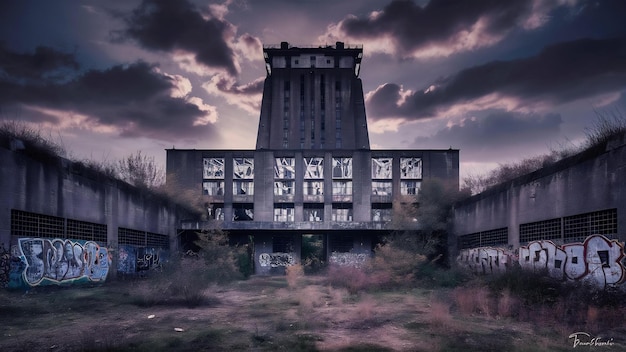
[327,265,372,295]
[286,264,304,288]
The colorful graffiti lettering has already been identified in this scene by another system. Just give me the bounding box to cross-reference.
[11,238,111,288]
[259,253,294,267]
[328,252,368,267]
[457,234,626,288]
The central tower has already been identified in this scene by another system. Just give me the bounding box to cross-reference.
[255,42,369,150]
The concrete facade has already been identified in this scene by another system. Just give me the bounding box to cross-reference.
[0,140,194,287]
[452,133,626,256]
[167,42,459,274]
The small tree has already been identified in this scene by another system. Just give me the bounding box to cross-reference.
[117,150,165,189]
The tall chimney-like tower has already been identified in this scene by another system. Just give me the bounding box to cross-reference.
[255,42,369,150]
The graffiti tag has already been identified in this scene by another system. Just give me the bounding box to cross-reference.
[329,252,368,267]
[259,253,294,267]
[457,234,626,288]
[14,238,110,287]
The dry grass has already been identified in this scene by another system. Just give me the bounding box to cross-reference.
[285,264,304,288]
[1,276,625,351]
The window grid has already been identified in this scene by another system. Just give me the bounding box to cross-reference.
[458,233,481,250]
[146,232,169,249]
[118,228,146,246]
[11,209,65,238]
[520,218,561,244]
[458,227,508,249]
[564,209,617,243]
[480,228,508,247]
[67,219,107,243]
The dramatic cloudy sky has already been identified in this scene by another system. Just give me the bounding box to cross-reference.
[1,0,625,181]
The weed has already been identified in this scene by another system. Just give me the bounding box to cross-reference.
[286,264,304,288]
[428,295,453,329]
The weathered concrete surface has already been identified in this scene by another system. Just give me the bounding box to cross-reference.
[452,134,626,257]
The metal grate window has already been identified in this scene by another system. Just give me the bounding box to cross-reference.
[520,218,561,244]
[564,208,617,243]
[67,219,107,243]
[480,228,509,247]
[118,228,146,246]
[147,232,169,249]
[11,209,64,238]
[458,228,507,249]
[458,233,480,250]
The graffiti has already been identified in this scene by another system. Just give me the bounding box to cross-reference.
[329,252,368,267]
[519,241,567,280]
[136,247,165,271]
[457,247,509,275]
[458,234,626,288]
[518,235,626,286]
[117,245,137,274]
[0,244,10,287]
[11,238,111,288]
[259,253,294,267]
[118,245,168,274]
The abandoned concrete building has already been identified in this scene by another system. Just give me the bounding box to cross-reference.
[452,132,626,286]
[166,42,460,275]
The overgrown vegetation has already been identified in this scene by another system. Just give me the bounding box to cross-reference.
[132,227,247,308]
[462,109,626,195]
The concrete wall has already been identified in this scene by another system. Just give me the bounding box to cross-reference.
[452,134,626,256]
[0,141,194,287]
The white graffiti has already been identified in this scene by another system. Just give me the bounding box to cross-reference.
[259,253,295,267]
[457,247,509,275]
[519,235,626,286]
[458,234,626,288]
[329,252,368,267]
[519,241,567,280]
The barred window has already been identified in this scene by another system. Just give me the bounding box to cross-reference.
[11,209,64,238]
[67,219,107,243]
[458,227,508,249]
[564,209,617,243]
[146,232,169,249]
[480,228,509,247]
[520,218,561,244]
[118,228,146,247]
[458,233,481,250]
